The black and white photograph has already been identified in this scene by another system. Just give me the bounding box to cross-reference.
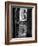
[5,2,37,44]
[11,7,32,38]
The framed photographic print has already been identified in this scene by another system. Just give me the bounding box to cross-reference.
[5,1,37,45]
